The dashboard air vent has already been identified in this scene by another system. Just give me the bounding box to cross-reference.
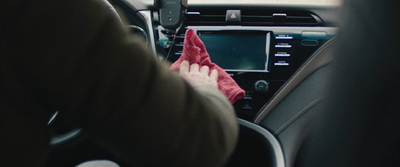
[186,10,227,25]
[185,9,322,26]
[241,10,321,26]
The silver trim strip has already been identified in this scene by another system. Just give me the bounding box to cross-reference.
[50,129,82,145]
[225,69,268,72]
[138,11,158,57]
[265,32,271,72]
[188,26,337,35]
[47,111,59,125]
[273,13,287,17]
[238,118,285,167]
[187,11,201,15]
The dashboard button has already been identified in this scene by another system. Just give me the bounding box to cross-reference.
[275,52,291,57]
[254,80,269,93]
[243,95,253,100]
[275,43,292,48]
[242,104,253,110]
[175,42,184,47]
[226,10,241,23]
[274,61,289,66]
[276,35,293,40]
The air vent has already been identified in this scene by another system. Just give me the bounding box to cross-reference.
[185,10,227,25]
[185,9,322,26]
[241,10,321,26]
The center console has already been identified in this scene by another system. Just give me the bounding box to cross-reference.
[156,8,337,121]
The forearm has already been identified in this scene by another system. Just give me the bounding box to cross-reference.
[55,2,238,166]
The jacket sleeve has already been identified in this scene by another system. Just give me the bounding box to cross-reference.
[13,0,238,166]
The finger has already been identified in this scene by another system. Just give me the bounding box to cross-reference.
[210,69,218,82]
[179,60,190,75]
[200,66,209,75]
[190,63,199,72]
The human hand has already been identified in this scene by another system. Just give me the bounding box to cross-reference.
[179,60,218,89]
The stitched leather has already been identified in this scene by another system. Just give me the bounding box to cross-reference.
[254,38,336,123]
[274,96,325,135]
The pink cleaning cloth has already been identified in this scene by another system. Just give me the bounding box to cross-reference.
[170,29,245,104]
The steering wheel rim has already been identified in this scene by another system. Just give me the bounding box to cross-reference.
[48,0,124,149]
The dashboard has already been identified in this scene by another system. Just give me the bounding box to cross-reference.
[61,0,341,166]
[147,5,338,121]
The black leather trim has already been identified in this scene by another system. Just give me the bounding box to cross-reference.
[273,95,325,135]
[254,38,336,167]
[254,37,336,123]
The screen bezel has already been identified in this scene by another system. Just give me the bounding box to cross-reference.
[198,30,271,73]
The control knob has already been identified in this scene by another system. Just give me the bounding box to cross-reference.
[254,80,269,93]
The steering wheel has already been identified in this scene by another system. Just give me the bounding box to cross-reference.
[48,0,125,149]
[47,2,152,167]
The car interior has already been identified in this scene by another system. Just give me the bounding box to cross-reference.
[46,0,399,166]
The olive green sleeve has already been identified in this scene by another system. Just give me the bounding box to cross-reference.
[47,0,239,166]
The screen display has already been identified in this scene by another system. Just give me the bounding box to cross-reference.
[199,31,270,72]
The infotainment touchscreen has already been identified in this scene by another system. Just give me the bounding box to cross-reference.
[199,31,270,72]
